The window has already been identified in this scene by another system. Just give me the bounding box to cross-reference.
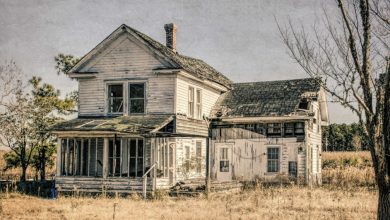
[108,139,121,177]
[188,87,194,118]
[298,100,309,110]
[128,138,144,177]
[220,148,229,172]
[284,123,294,135]
[288,161,297,177]
[129,83,145,114]
[295,122,304,134]
[108,84,123,114]
[267,148,279,173]
[196,89,202,119]
[267,123,281,135]
[185,146,191,172]
[196,141,202,173]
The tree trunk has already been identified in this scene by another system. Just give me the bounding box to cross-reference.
[20,146,26,182]
[40,147,46,181]
[378,186,390,220]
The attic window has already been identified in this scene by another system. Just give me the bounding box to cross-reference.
[267,123,281,135]
[298,100,309,110]
[108,84,123,114]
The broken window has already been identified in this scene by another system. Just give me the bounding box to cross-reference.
[267,148,279,173]
[219,148,229,172]
[196,89,202,119]
[298,100,309,110]
[129,83,145,114]
[295,122,305,134]
[267,123,281,135]
[288,161,297,177]
[284,123,294,135]
[108,84,123,114]
[128,138,144,177]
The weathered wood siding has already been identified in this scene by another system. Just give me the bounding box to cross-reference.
[176,75,221,117]
[306,101,322,184]
[175,116,208,137]
[210,137,305,182]
[77,34,175,116]
[175,137,207,181]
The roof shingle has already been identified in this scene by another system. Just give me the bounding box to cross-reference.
[210,78,321,118]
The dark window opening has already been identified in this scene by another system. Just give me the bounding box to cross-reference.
[129,83,145,114]
[298,100,309,110]
[108,84,123,113]
[295,122,305,135]
[220,148,229,172]
[288,161,297,177]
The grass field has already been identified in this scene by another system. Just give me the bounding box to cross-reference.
[1,187,377,220]
[0,151,378,219]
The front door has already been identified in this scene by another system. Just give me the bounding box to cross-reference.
[216,145,232,181]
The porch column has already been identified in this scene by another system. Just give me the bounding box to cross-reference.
[56,138,62,176]
[103,137,109,179]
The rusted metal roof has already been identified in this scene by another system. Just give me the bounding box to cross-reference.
[211,78,321,118]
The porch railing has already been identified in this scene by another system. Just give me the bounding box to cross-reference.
[141,162,158,199]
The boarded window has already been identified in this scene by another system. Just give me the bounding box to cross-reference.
[288,161,297,177]
[196,89,202,119]
[267,148,279,172]
[284,123,294,135]
[129,83,145,114]
[188,87,194,118]
[220,148,229,172]
[267,123,281,135]
[108,84,123,113]
[295,122,304,134]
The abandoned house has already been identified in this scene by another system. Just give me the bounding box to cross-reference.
[51,23,328,194]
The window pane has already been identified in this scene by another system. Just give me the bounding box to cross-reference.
[138,139,143,157]
[108,84,123,113]
[130,99,144,113]
[129,84,145,98]
[220,161,229,172]
[130,139,136,157]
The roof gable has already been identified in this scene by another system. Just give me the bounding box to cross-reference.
[69,24,232,88]
[211,78,322,118]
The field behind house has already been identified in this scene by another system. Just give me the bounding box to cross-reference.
[0,151,378,219]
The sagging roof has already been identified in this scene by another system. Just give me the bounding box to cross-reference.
[211,78,322,118]
[51,114,174,134]
[70,24,232,88]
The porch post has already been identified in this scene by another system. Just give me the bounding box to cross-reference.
[56,138,62,176]
[103,137,109,179]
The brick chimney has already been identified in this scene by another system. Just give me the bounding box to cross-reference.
[164,23,177,52]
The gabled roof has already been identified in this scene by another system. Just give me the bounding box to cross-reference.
[69,24,232,88]
[51,114,174,134]
[210,78,322,118]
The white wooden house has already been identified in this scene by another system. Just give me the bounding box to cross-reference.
[52,23,328,194]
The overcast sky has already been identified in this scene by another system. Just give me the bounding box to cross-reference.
[0,0,357,123]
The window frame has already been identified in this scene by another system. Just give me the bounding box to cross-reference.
[267,123,282,136]
[196,89,202,119]
[219,147,230,172]
[128,82,146,115]
[188,86,195,118]
[294,122,305,135]
[267,147,280,173]
[107,83,124,115]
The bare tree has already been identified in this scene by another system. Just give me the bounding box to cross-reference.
[277,0,389,219]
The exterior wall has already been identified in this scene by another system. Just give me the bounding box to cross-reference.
[176,75,221,117]
[77,34,174,116]
[306,101,322,185]
[174,137,207,181]
[210,135,306,182]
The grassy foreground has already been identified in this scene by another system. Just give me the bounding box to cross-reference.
[1,186,377,220]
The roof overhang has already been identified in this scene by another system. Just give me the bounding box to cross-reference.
[211,115,312,123]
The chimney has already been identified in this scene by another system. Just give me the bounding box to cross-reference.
[164,23,177,51]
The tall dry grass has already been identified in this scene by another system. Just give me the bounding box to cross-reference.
[0,186,377,220]
[322,151,375,188]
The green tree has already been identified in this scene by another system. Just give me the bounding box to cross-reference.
[0,62,76,182]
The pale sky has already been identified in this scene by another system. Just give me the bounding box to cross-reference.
[0,0,357,123]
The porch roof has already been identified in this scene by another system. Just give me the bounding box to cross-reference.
[51,114,174,134]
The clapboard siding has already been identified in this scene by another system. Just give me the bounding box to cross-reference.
[176,75,221,117]
[77,34,175,116]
